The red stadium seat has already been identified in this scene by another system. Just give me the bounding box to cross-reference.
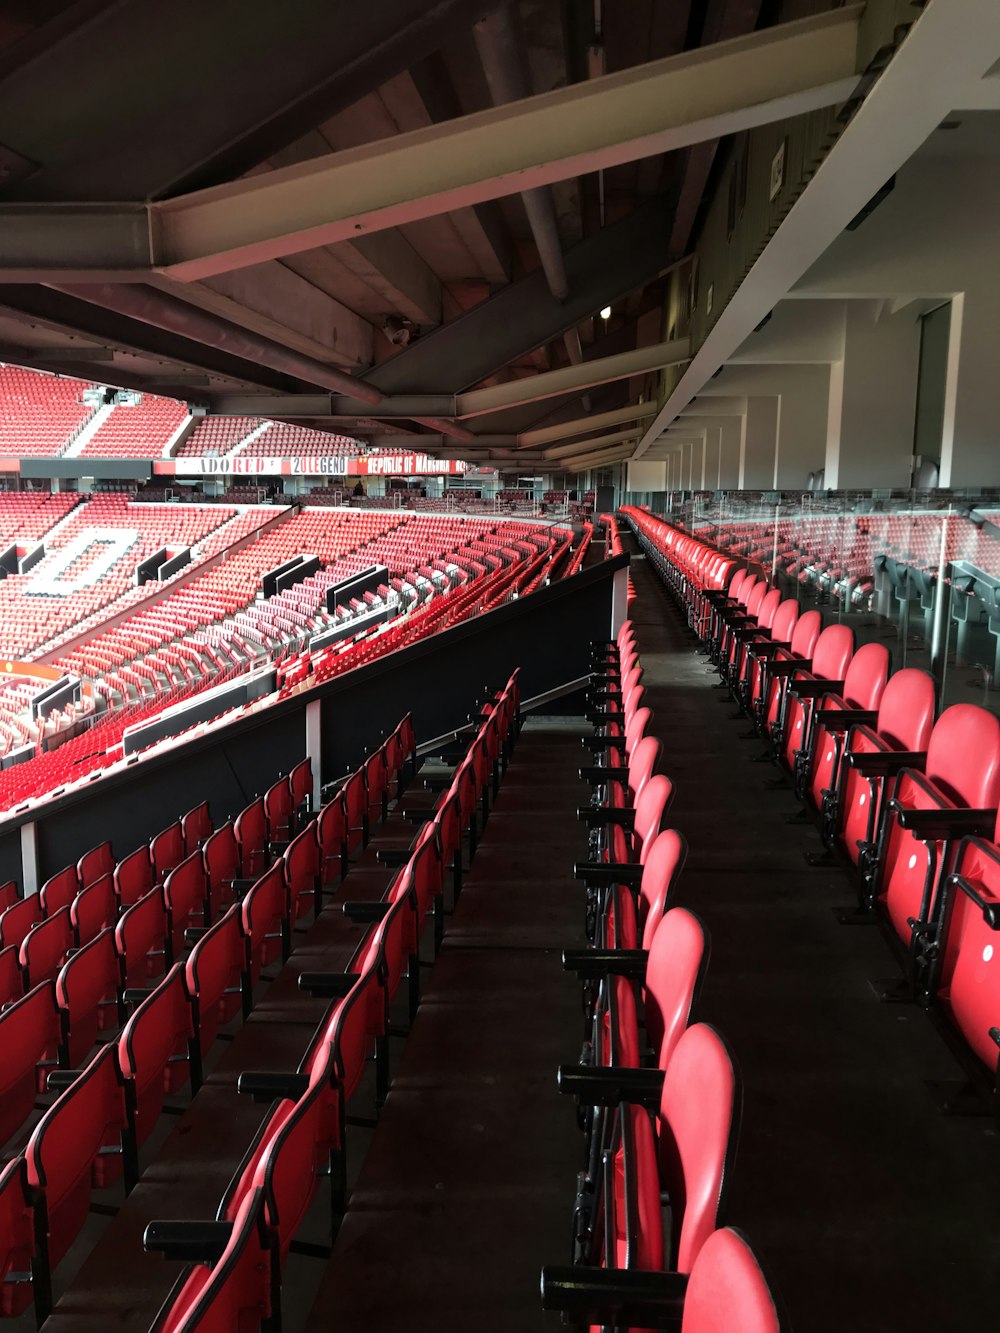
[163,852,210,962]
[39,867,79,918]
[77,842,115,892]
[118,965,193,1151]
[116,888,168,989]
[115,845,155,908]
[181,801,213,855]
[55,928,120,1066]
[0,982,60,1146]
[71,873,117,946]
[0,1157,35,1319]
[185,905,247,1083]
[20,907,73,989]
[242,865,286,984]
[152,822,187,886]
[0,895,42,952]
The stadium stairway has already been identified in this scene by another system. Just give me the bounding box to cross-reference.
[617,531,1000,1333]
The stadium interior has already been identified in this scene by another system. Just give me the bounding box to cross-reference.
[0,2,997,1331]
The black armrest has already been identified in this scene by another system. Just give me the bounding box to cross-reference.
[236,1070,311,1103]
[732,624,767,641]
[144,1219,233,1263]
[768,657,812,678]
[342,901,391,923]
[229,879,257,896]
[749,640,791,659]
[574,861,642,888]
[376,848,413,867]
[422,774,454,791]
[562,947,647,980]
[949,874,1000,929]
[588,689,622,707]
[579,765,627,784]
[847,749,926,777]
[589,673,621,687]
[402,809,435,824]
[183,926,209,947]
[582,735,628,757]
[577,806,635,829]
[788,678,844,700]
[123,987,155,1005]
[46,1069,83,1094]
[815,708,878,731]
[557,1064,664,1107]
[587,711,624,726]
[540,1265,688,1325]
[298,970,358,998]
[894,805,997,841]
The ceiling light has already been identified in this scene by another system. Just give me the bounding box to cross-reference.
[600,306,612,321]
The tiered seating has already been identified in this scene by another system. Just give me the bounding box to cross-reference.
[0,368,95,456]
[0,497,235,658]
[625,504,1000,1119]
[0,491,82,543]
[235,423,359,457]
[176,419,265,457]
[78,395,189,459]
[537,616,784,1328]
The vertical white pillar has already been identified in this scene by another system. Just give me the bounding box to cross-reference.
[305,699,323,810]
[21,822,38,896]
[611,564,629,637]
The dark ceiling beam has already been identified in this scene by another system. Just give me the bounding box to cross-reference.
[49,283,383,403]
[667,0,764,255]
[366,194,681,394]
[0,288,307,395]
[0,0,508,202]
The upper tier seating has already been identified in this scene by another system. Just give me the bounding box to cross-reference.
[175,419,265,457]
[78,395,189,459]
[0,369,95,457]
[235,423,359,457]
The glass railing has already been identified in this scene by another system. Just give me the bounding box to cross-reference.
[621,488,1000,716]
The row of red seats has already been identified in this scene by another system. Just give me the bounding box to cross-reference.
[0,716,417,1323]
[629,508,1000,1119]
[540,621,783,1331]
[132,688,515,1330]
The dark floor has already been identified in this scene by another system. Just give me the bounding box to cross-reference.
[624,536,1000,1333]
[303,723,586,1332]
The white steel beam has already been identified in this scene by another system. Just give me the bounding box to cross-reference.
[518,401,657,447]
[151,10,863,280]
[634,0,1000,456]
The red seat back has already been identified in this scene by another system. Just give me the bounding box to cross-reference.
[410,825,443,933]
[289,758,314,814]
[283,822,319,924]
[682,1228,781,1333]
[638,831,689,951]
[20,907,73,989]
[235,798,268,879]
[264,777,293,843]
[55,928,119,1067]
[0,895,42,952]
[151,822,186,885]
[645,908,709,1073]
[156,1186,273,1333]
[658,1023,740,1273]
[39,867,79,919]
[71,874,116,947]
[26,1044,129,1261]
[203,822,240,916]
[0,945,22,1008]
[77,842,114,892]
[841,642,891,711]
[316,793,347,883]
[114,846,154,909]
[163,852,209,961]
[243,866,286,984]
[181,801,212,855]
[118,965,193,1149]
[185,904,245,1056]
[0,982,60,1145]
[0,1159,34,1318]
[116,889,167,989]
[342,769,367,853]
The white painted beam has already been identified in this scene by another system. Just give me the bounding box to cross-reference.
[519,401,657,447]
[152,9,863,280]
[634,0,1000,457]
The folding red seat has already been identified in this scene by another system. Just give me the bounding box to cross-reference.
[242,865,286,985]
[113,845,154,908]
[543,1225,783,1332]
[181,801,212,854]
[0,945,22,1007]
[434,786,464,902]
[409,822,445,954]
[872,705,1000,978]
[203,821,242,919]
[38,867,79,918]
[283,821,319,926]
[364,745,390,825]
[185,905,247,1084]
[55,928,120,1067]
[69,872,115,947]
[118,965,193,1151]
[264,776,293,846]
[116,888,169,989]
[829,668,937,883]
[0,1155,35,1318]
[289,757,314,824]
[19,908,73,989]
[775,623,855,770]
[721,580,772,687]
[342,767,368,854]
[151,822,186,886]
[25,1044,134,1321]
[235,798,268,879]
[603,828,689,953]
[0,881,16,915]
[0,983,60,1146]
[316,791,348,886]
[796,641,891,805]
[736,594,800,713]
[143,1186,274,1333]
[77,842,114,891]
[755,609,822,738]
[163,852,211,961]
[0,895,42,952]
[581,732,661,816]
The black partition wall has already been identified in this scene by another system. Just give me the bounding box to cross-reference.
[0,555,625,890]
